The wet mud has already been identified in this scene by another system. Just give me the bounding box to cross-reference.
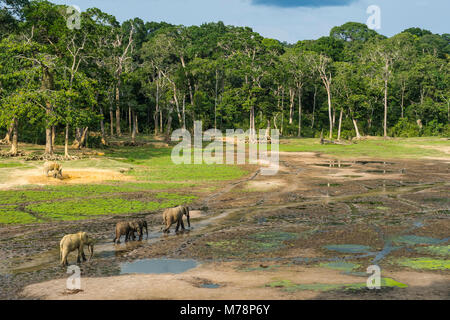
[1,152,449,300]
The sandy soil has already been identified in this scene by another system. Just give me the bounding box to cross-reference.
[0,168,132,189]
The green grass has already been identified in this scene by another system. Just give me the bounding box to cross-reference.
[278,138,449,159]
[25,193,196,221]
[395,258,450,270]
[108,146,248,182]
[0,207,40,224]
[0,162,27,168]
[266,278,407,292]
[416,245,450,257]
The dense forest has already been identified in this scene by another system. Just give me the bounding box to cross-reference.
[0,0,449,156]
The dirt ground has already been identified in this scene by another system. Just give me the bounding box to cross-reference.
[0,151,449,300]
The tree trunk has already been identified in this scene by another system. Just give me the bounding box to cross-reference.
[64,124,69,158]
[384,79,388,138]
[326,86,333,140]
[1,123,13,144]
[337,108,343,141]
[215,69,218,130]
[128,106,132,135]
[45,125,53,155]
[311,85,317,129]
[298,86,303,137]
[164,106,173,143]
[73,127,88,149]
[51,126,56,149]
[9,118,18,155]
[109,105,114,137]
[182,95,186,130]
[99,106,107,146]
[154,79,160,135]
[131,112,137,144]
[115,85,121,136]
[353,118,361,139]
[289,88,294,125]
[42,67,54,155]
[265,120,271,140]
[160,109,163,133]
[281,87,284,136]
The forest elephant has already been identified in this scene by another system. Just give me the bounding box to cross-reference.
[113,221,140,244]
[162,206,190,233]
[131,219,148,240]
[43,161,63,179]
[60,232,94,267]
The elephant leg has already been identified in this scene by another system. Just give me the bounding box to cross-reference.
[61,249,68,266]
[81,249,87,262]
[77,248,82,264]
[180,219,185,231]
[175,221,180,232]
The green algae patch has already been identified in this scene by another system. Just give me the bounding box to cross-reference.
[395,258,450,270]
[392,235,444,246]
[266,278,407,292]
[319,262,360,272]
[0,207,40,225]
[416,245,450,257]
[323,244,372,254]
[249,231,299,251]
[205,232,298,258]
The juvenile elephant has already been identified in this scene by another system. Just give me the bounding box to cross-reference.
[43,161,63,179]
[60,232,94,267]
[162,206,190,233]
[130,219,148,240]
[113,221,140,244]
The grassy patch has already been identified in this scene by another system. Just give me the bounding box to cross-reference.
[206,231,299,257]
[266,278,407,292]
[0,207,40,225]
[278,138,448,159]
[319,262,361,272]
[108,146,248,182]
[416,245,450,257]
[0,162,26,168]
[25,193,196,221]
[395,258,450,270]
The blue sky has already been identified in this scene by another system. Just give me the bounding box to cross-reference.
[52,0,448,43]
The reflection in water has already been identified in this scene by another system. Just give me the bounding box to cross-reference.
[120,258,198,275]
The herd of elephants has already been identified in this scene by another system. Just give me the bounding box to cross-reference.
[43,161,192,267]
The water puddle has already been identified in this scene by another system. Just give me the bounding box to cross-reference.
[201,283,221,289]
[323,244,372,254]
[391,235,449,246]
[120,258,198,275]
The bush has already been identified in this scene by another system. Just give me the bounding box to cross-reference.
[423,120,444,137]
[390,118,421,137]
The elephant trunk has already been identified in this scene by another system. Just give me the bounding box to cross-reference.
[88,244,94,261]
[187,214,191,228]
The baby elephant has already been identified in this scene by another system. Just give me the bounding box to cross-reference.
[130,219,148,241]
[162,206,190,233]
[43,161,63,179]
[113,221,140,244]
[60,232,94,267]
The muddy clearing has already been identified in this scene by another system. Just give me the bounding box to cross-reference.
[1,152,449,300]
